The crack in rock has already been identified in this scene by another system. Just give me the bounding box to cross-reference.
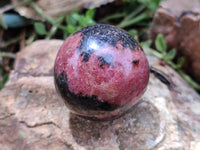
[63,141,75,150]
[20,120,60,129]
[0,113,15,120]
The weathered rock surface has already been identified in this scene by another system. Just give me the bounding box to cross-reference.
[149,0,200,83]
[0,40,200,150]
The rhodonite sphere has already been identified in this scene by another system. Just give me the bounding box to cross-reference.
[54,24,149,120]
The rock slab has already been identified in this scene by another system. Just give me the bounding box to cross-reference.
[0,40,200,150]
[149,0,200,83]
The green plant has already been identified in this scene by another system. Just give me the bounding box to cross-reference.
[0,51,16,90]
[0,69,8,89]
[62,9,96,38]
[33,14,66,39]
[103,0,162,36]
[33,5,96,39]
[31,0,158,39]
[137,0,161,12]
[34,22,47,36]
[141,34,200,90]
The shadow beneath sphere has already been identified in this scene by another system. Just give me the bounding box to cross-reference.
[69,100,162,150]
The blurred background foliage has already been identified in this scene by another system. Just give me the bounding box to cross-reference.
[0,0,199,91]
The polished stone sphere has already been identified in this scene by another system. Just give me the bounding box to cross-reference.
[54,24,149,120]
